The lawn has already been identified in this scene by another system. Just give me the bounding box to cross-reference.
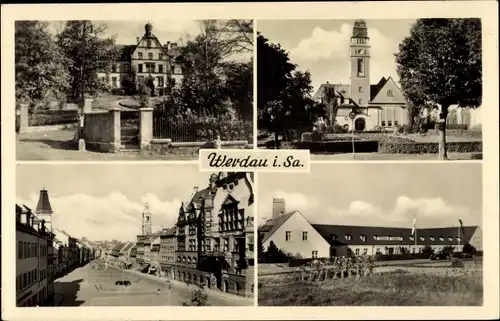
[258,268,483,306]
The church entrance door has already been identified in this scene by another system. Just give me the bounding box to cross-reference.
[354,118,366,131]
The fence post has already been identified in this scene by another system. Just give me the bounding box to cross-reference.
[139,108,153,150]
[19,103,29,133]
[83,98,94,114]
[110,108,121,152]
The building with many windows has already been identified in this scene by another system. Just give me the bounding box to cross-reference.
[97,22,184,95]
[16,204,54,307]
[159,227,177,278]
[175,172,255,297]
[260,198,482,259]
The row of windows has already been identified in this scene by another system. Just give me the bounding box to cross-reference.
[285,231,308,242]
[161,255,175,262]
[18,241,47,260]
[137,52,162,60]
[110,63,181,75]
[16,267,47,293]
[357,86,394,98]
[331,234,461,243]
[160,245,175,252]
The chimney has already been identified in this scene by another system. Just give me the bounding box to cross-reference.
[272,198,286,221]
[137,37,140,44]
[166,41,171,49]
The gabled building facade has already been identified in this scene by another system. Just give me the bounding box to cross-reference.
[97,23,184,96]
[175,172,255,297]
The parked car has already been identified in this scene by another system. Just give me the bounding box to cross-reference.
[430,251,451,260]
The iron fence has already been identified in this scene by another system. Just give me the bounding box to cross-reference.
[153,112,253,143]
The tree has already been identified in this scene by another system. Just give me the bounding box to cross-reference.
[462,243,477,254]
[257,233,266,263]
[222,60,253,121]
[396,19,482,159]
[422,245,434,256]
[15,21,70,109]
[57,20,120,103]
[323,86,340,127]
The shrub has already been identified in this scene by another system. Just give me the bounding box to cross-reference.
[28,110,79,126]
[182,288,209,306]
[373,125,382,132]
[301,132,312,142]
[446,124,468,130]
[450,259,465,268]
[374,253,429,261]
[379,141,482,154]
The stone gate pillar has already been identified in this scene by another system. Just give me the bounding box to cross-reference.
[139,107,153,150]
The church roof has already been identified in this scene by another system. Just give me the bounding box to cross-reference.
[369,77,388,101]
[36,189,53,215]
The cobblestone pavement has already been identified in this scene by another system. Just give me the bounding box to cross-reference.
[53,262,252,306]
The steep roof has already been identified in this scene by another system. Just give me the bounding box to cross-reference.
[36,189,53,214]
[260,211,298,243]
[116,44,137,61]
[369,77,387,101]
[312,224,479,246]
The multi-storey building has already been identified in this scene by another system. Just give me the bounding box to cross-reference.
[97,23,184,95]
[175,172,255,297]
[16,204,55,307]
[159,227,176,278]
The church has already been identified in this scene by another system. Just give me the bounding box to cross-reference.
[313,20,409,131]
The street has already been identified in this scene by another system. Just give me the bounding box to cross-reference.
[53,261,252,306]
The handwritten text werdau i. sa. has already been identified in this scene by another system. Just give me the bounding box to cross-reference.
[206,152,305,169]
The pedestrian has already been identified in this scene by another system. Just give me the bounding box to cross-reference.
[157,288,161,295]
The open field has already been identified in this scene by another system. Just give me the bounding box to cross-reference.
[258,259,483,306]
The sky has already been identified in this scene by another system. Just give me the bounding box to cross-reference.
[258,163,482,229]
[46,20,251,61]
[16,164,215,242]
[257,19,416,94]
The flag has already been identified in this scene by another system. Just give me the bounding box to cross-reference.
[411,217,417,236]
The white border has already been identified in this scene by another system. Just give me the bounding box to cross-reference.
[2,1,499,320]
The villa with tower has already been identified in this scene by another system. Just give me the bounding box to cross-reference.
[313,19,409,131]
[97,22,184,96]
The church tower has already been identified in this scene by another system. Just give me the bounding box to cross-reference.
[350,20,371,107]
[35,188,53,231]
[142,203,152,236]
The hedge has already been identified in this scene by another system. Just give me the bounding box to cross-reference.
[374,253,430,261]
[379,141,482,154]
[288,257,330,267]
[295,140,379,153]
[28,110,79,126]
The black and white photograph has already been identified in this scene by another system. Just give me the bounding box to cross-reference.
[257,163,483,306]
[15,19,253,161]
[16,164,255,306]
[257,19,482,160]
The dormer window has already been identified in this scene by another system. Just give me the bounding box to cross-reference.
[345,235,352,241]
[420,237,425,241]
[360,235,366,242]
[448,237,453,241]
[373,235,378,240]
[331,234,337,241]
[439,237,444,241]
[456,237,461,242]
[409,236,414,241]
[430,237,435,241]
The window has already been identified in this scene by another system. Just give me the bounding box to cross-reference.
[430,237,435,241]
[357,59,365,77]
[360,235,366,242]
[394,121,399,126]
[439,237,444,241]
[457,237,461,242]
[285,231,291,241]
[302,231,308,241]
[388,120,392,127]
[420,236,425,241]
[387,90,394,97]
[158,53,163,60]
[157,77,164,87]
[345,235,352,241]
[148,53,153,60]
[355,248,360,255]
[147,40,151,47]
[138,52,143,59]
[448,237,453,241]
[138,64,143,73]
[331,234,337,241]
[123,64,130,73]
[358,86,363,93]
[112,64,117,73]
[18,242,22,259]
[159,64,163,73]
[112,77,117,88]
[363,248,368,255]
[312,250,318,258]
[358,99,363,105]
[409,236,414,241]
[381,121,386,127]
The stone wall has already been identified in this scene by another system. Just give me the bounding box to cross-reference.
[82,109,121,153]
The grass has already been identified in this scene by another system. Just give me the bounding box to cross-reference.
[258,267,482,306]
